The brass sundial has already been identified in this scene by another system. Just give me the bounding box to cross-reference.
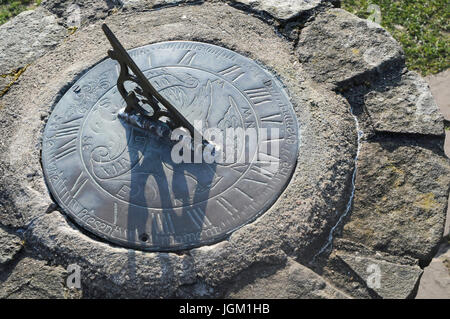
[41,24,299,250]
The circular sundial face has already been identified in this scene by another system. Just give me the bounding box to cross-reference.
[42,41,299,250]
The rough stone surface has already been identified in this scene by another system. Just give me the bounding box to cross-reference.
[0,7,67,75]
[444,134,450,237]
[0,255,81,298]
[344,71,445,137]
[336,252,422,299]
[319,239,422,299]
[42,0,121,26]
[296,9,404,87]
[230,0,337,21]
[416,242,450,299]
[227,258,350,298]
[0,227,22,266]
[121,0,201,11]
[364,71,444,136]
[425,70,450,238]
[342,137,450,262]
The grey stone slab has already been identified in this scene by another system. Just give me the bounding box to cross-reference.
[230,0,337,21]
[0,7,67,75]
[342,138,450,263]
[445,129,450,238]
[227,258,350,298]
[0,256,81,299]
[0,227,22,266]
[41,0,121,27]
[296,9,404,87]
[121,0,201,10]
[336,252,422,299]
[363,71,444,136]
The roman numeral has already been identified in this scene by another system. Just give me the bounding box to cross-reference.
[153,213,176,234]
[216,196,238,217]
[218,65,245,82]
[52,117,82,161]
[54,138,77,161]
[260,113,283,124]
[234,187,254,201]
[187,207,212,230]
[243,165,273,185]
[178,50,197,65]
[244,87,272,106]
[54,117,82,138]
[113,202,118,225]
[71,172,88,198]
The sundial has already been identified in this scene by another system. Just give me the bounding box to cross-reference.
[3,0,448,299]
[41,24,299,251]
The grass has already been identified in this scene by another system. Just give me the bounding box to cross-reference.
[0,0,41,26]
[342,0,449,76]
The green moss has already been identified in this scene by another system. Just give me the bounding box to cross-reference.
[0,64,29,97]
[68,26,78,35]
[342,0,449,76]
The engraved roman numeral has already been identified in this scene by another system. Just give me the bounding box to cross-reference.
[187,207,212,230]
[71,172,88,198]
[164,213,176,234]
[229,163,247,174]
[55,126,79,138]
[243,165,273,185]
[178,50,197,65]
[153,213,176,234]
[218,65,245,82]
[54,138,77,161]
[113,202,118,225]
[53,117,82,161]
[234,187,254,201]
[54,117,82,138]
[216,196,238,217]
[260,113,283,124]
[244,87,272,106]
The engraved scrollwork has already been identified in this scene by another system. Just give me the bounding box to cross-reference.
[73,72,111,105]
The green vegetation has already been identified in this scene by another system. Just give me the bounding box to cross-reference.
[342,0,449,76]
[0,0,41,26]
